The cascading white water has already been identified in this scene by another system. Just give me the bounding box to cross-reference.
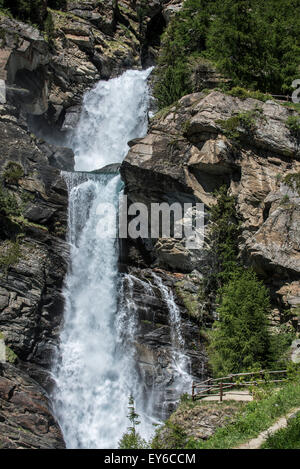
[73,69,152,172]
[52,68,153,449]
[151,273,193,412]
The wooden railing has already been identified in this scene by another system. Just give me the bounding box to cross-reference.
[271,94,293,102]
[192,370,290,402]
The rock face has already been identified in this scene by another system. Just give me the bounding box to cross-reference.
[0,1,182,134]
[121,90,300,324]
[0,103,70,448]
[0,363,64,449]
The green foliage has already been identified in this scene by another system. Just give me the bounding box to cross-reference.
[3,161,24,185]
[0,240,21,273]
[152,421,188,450]
[153,0,212,108]
[47,0,66,9]
[136,0,150,23]
[286,115,300,150]
[0,183,22,218]
[5,345,18,363]
[208,269,272,377]
[187,379,300,449]
[228,87,272,102]
[43,11,55,43]
[207,185,240,290]
[2,0,47,27]
[261,411,300,449]
[154,0,300,108]
[217,110,258,141]
[269,328,296,370]
[284,172,300,195]
[118,395,148,449]
[287,362,300,382]
[1,0,66,29]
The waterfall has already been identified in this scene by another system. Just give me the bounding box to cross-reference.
[151,273,193,416]
[52,68,153,449]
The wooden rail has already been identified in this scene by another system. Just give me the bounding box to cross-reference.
[191,369,291,402]
[271,94,293,102]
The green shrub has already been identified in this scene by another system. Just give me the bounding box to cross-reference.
[2,0,47,27]
[228,87,272,102]
[284,172,300,195]
[286,115,300,150]
[261,412,300,449]
[3,161,24,185]
[217,109,261,141]
[0,183,22,218]
[0,240,21,273]
[1,1,66,29]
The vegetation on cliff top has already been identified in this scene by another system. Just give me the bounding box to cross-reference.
[154,0,300,108]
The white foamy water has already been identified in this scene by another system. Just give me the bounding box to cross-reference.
[151,273,193,403]
[52,68,153,449]
[73,69,151,172]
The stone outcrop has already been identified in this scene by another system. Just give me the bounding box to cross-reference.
[0,102,70,448]
[121,90,300,321]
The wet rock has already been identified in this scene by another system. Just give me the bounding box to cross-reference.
[121,267,208,418]
[0,363,65,449]
[0,103,69,447]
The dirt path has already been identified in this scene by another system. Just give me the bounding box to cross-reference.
[236,407,300,449]
[202,390,253,402]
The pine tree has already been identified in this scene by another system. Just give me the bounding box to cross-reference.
[206,185,240,291]
[208,269,272,377]
[118,395,148,449]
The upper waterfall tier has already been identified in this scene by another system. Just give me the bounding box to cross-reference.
[72,68,153,172]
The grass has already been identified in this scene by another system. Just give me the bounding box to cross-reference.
[216,109,261,141]
[282,102,300,114]
[0,240,21,273]
[186,379,300,449]
[261,412,300,449]
[227,87,272,102]
[10,215,48,232]
[284,172,300,195]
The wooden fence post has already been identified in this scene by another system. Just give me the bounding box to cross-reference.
[220,382,223,402]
